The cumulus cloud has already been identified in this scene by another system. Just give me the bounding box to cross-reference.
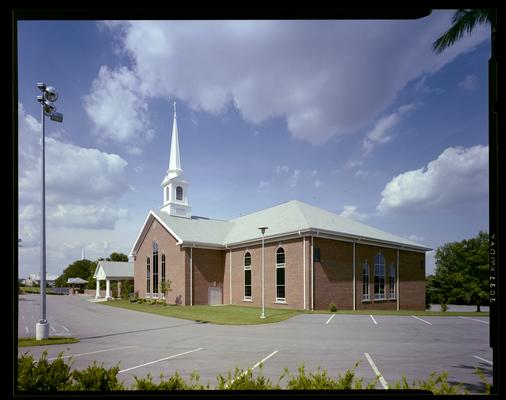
[83,65,154,154]
[459,74,478,90]
[377,145,488,214]
[49,204,129,229]
[363,103,416,155]
[97,14,488,145]
[339,205,368,221]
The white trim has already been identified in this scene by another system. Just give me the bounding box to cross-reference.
[243,298,252,302]
[244,251,252,300]
[229,249,232,305]
[303,236,306,310]
[274,300,287,304]
[275,247,286,304]
[352,242,356,311]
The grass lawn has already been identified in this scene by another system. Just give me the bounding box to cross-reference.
[98,300,299,325]
[98,300,488,323]
[18,337,80,347]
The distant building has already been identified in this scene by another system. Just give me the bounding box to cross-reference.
[25,273,60,287]
[130,103,431,310]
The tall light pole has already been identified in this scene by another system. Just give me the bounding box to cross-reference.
[258,226,268,319]
[35,83,63,340]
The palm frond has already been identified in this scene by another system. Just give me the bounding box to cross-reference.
[433,9,492,54]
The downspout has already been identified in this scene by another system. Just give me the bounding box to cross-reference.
[396,248,400,311]
[229,248,232,305]
[302,234,306,310]
[189,246,193,306]
[353,242,356,311]
[311,236,314,310]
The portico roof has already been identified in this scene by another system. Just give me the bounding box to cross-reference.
[94,261,134,280]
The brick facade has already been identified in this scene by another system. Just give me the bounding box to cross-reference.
[134,219,426,310]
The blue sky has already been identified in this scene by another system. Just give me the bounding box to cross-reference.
[17,14,490,278]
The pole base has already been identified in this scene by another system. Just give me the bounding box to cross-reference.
[260,313,266,319]
[35,321,49,340]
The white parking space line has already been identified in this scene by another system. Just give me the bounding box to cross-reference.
[50,325,57,332]
[25,326,29,333]
[226,350,278,388]
[326,314,335,324]
[48,346,137,361]
[370,315,378,325]
[364,353,389,389]
[119,347,203,374]
[458,316,489,325]
[473,355,493,365]
[61,325,70,332]
[411,315,432,325]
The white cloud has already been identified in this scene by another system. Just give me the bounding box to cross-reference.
[100,14,488,145]
[314,179,323,188]
[362,103,416,155]
[289,169,301,188]
[49,204,130,229]
[83,65,154,153]
[377,145,488,214]
[354,169,378,179]
[346,160,363,169]
[339,205,368,221]
[257,180,270,190]
[275,165,290,174]
[459,74,478,90]
[405,234,426,243]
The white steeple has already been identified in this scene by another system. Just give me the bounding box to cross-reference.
[81,247,86,260]
[160,101,192,218]
[167,101,182,179]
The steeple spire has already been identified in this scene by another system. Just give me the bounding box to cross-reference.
[167,101,182,179]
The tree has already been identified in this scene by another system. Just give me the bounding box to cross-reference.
[55,259,96,288]
[106,252,129,262]
[427,231,489,312]
[159,279,172,300]
[432,9,493,54]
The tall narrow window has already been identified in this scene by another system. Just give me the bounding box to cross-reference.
[374,253,385,300]
[152,242,159,295]
[276,248,286,301]
[162,254,166,282]
[389,262,396,298]
[363,261,369,300]
[146,257,151,295]
[244,252,252,300]
[176,186,183,201]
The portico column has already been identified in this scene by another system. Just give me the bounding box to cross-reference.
[106,279,111,299]
[95,279,100,299]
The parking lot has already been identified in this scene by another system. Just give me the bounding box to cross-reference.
[17,294,492,392]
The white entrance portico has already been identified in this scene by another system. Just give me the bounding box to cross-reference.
[93,261,134,300]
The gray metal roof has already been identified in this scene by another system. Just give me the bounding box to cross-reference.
[67,277,88,284]
[95,261,134,278]
[132,200,430,254]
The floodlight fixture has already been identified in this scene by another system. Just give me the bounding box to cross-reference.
[44,86,58,102]
[50,112,63,123]
[37,82,46,91]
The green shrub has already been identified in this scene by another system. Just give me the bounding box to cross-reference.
[69,362,124,391]
[216,365,279,390]
[391,371,465,394]
[133,371,208,390]
[328,303,337,312]
[129,298,138,303]
[17,351,71,391]
[440,303,448,312]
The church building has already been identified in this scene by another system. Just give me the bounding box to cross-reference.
[130,103,430,311]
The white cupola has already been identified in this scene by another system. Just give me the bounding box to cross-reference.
[160,101,192,218]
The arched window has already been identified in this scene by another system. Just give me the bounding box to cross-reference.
[244,252,252,300]
[152,242,159,295]
[389,262,396,298]
[146,257,151,295]
[374,253,386,300]
[162,254,166,282]
[276,248,286,301]
[362,261,370,300]
[176,186,183,201]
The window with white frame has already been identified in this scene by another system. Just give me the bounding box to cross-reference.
[161,254,166,282]
[146,257,150,295]
[363,260,370,300]
[244,252,252,300]
[276,248,286,301]
[389,262,396,298]
[374,253,386,300]
[152,242,159,294]
[176,186,183,201]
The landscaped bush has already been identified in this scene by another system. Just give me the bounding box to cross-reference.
[17,353,489,393]
[328,303,337,312]
[440,303,448,312]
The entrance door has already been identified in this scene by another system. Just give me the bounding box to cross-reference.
[208,286,222,305]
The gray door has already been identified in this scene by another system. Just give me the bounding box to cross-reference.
[208,286,222,305]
